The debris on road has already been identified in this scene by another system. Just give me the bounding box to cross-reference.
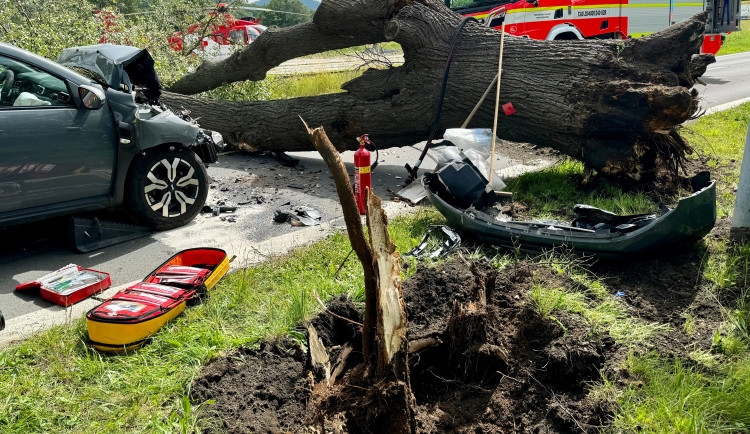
[202,202,238,216]
[391,176,428,205]
[270,151,300,168]
[273,205,322,226]
[403,225,461,259]
[68,217,151,253]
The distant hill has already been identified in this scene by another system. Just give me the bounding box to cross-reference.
[247,0,320,10]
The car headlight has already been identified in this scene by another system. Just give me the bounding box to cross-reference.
[210,131,225,151]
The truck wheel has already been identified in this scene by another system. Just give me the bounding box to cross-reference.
[125,147,208,230]
[0,309,5,331]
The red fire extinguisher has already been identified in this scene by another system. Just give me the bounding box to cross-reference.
[354,134,372,215]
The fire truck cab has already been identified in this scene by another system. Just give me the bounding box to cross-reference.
[447,0,742,54]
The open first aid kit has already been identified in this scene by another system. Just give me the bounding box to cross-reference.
[15,264,111,307]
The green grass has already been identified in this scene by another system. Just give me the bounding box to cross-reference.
[717,20,750,56]
[202,70,363,102]
[685,102,750,164]
[683,102,750,217]
[601,104,750,432]
[2,102,749,433]
[0,209,443,432]
[505,159,657,219]
[306,42,402,58]
[528,273,671,346]
[266,70,362,99]
[614,354,750,432]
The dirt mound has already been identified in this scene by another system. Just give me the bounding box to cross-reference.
[190,339,309,433]
[191,259,619,432]
[406,260,615,433]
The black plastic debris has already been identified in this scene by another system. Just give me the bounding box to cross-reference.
[0,309,5,332]
[393,177,428,205]
[274,205,322,226]
[434,160,497,209]
[271,151,300,167]
[404,225,461,259]
[67,217,151,253]
[202,201,237,216]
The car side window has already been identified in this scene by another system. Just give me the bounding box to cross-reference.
[0,55,74,109]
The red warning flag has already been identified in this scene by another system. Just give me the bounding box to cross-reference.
[502,102,515,116]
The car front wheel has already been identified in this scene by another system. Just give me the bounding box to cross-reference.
[125,147,208,230]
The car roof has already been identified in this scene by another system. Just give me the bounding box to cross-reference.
[0,42,93,84]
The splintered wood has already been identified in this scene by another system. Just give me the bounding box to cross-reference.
[365,190,408,375]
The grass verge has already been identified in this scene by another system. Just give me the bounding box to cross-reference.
[0,209,443,432]
[1,105,749,433]
[202,70,363,102]
[683,101,750,217]
[717,20,750,56]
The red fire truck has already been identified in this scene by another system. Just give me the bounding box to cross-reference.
[447,0,742,54]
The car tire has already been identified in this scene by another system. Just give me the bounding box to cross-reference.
[125,147,208,230]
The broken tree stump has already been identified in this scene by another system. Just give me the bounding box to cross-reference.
[304,120,415,432]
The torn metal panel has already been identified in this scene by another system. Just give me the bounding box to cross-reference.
[57,44,161,102]
[404,226,461,259]
[424,170,716,259]
[394,177,428,205]
[274,205,322,226]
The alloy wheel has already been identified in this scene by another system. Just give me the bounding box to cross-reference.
[144,157,201,218]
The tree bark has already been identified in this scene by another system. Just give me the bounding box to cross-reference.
[303,119,377,363]
[305,123,414,432]
[163,0,714,181]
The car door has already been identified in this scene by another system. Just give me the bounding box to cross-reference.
[0,54,117,214]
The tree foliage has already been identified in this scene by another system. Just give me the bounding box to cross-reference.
[0,0,101,59]
[0,0,222,85]
[257,0,311,28]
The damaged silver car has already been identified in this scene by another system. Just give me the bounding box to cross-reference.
[0,43,222,230]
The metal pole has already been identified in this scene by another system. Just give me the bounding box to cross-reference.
[732,116,750,228]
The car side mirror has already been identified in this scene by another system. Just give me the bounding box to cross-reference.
[79,85,105,110]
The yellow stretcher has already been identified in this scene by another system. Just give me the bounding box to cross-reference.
[87,248,229,352]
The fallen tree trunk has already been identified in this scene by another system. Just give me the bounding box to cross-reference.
[163,0,714,181]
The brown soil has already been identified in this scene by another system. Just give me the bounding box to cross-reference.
[192,257,664,433]
[190,339,309,433]
[189,219,735,432]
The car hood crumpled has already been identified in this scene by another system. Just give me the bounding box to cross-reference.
[57,44,161,103]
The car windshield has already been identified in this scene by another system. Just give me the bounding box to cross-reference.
[0,56,34,74]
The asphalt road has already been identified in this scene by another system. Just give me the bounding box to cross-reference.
[1,50,748,347]
[0,139,553,346]
[695,51,750,112]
